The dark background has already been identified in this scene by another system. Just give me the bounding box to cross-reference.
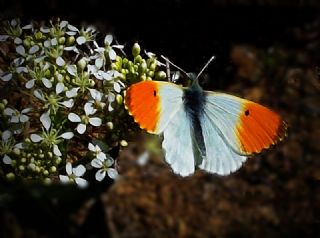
[0,0,320,237]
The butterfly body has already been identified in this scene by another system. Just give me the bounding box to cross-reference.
[125,79,286,176]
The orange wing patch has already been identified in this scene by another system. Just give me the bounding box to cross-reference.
[237,101,287,154]
[124,81,161,133]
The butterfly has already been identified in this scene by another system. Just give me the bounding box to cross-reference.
[124,57,287,176]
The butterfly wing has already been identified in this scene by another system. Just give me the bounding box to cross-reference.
[162,106,195,176]
[125,81,195,176]
[198,92,286,175]
[125,81,184,134]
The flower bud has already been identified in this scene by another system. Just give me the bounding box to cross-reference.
[77,58,87,70]
[66,36,75,46]
[106,122,114,130]
[116,94,123,105]
[13,148,20,155]
[35,31,43,40]
[134,55,142,64]
[138,61,147,74]
[55,157,62,165]
[2,99,8,106]
[48,152,53,158]
[19,165,25,171]
[0,103,5,110]
[43,170,49,176]
[147,70,154,78]
[132,43,141,57]
[50,166,57,173]
[149,62,157,71]
[120,140,128,147]
[23,38,31,48]
[155,71,167,81]
[6,173,15,180]
[59,36,66,45]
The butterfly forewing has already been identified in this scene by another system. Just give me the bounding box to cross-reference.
[125,81,183,134]
[204,92,287,155]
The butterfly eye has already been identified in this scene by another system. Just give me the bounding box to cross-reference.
[245,110,250,116]
[153,90,157,97]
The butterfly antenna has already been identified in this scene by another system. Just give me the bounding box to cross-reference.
[196,55,215,81]
[160,55,189,77]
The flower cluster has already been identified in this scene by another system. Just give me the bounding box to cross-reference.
[0,19,166,187]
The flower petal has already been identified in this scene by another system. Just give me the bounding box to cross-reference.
[67,65,77,76]
[108,92,115,102]
[95,58,103,69]
[89,117,102,127]
[2,130,12,141]
[67,24,79,32]
[40,110,51,131]
[19,114,29,123]
[14,37,22,44]
[1,73,12,82]
[30,134,43,142]
[56,56,65,67]
[108,49,116,60]
[77,124,86,134]
[60,21,68,28]
[0,35,9,41]
[3,155,12,165]
[4,108,15,116]
[16,45,25,55]
[21,108,32,114]
[10,116,19,123]
[34,89,45,101]
[75,178,88,188]
[66,87,79,98]
[60,99,74,108]
[76,36,86,45]
[16,67,28,73]
[104,34,113,45]
[84,103,96,115]
[56,82,64,94]
[66,162,72,175]
[25,79,35,89]
[107,168,118,179]
[59,175,70,183]
[66,31,77,36]
[73,164,86,176]
[95,170,106,181]
[14,142,24,149]
[113,82,121,93]
[29,45,40,54]
[51,38,58,46]
[88,142,95,152]
[40,26,50,33]
[59,132,74,139]
[68,113,81,122]
[53,144,62,156]
[97,152,107,161]
[42,78,52,88]
[91,158,103,168]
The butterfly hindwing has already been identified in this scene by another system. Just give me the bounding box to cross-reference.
[162,106,195,176]
[199,111,247,175]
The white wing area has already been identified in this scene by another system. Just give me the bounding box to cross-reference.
[162,107,195,176]
[199,114,247,175]
[199,96,247,175]
[203,92,245,154]
[157,82,184,133]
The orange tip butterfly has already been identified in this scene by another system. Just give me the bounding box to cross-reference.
[124,56,287,176]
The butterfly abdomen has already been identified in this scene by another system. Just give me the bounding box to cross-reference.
[183,83,207,157]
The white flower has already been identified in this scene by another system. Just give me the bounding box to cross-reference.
[91,156,118,181]
[88,143,106,161]
[59,162,88,188]
[68,104,102,134]
[0,130,24,165]
[104,34,124,61]
[30,129,74,156]
[86,89,106,110]
[4,107,31,123]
